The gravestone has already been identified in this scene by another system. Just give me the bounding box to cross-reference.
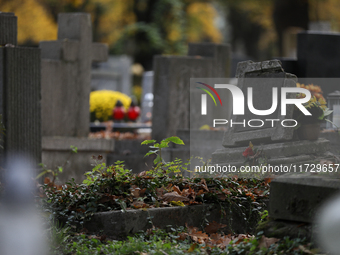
[40,13,114,183]
[152,42,231,142]
[222,60,296,147]
[0,13,41,167]
[40,13,108,137]
[212,60,334,168]
[211,60,339,240]
[279,32,340,97]
[91,55,132,96]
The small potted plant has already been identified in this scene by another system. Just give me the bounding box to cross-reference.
[294,86,333,140]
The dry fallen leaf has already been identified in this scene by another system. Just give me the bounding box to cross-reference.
[155,187,165,197]
[131,200,147,209]
[205,221,227,234]
[199,179,209,192]
[298,245,314,254]
[187,225,209,244]
[214,235,232,249]
[162,192,190,202]
[130,185,140,198]
[172,185,182,195]
[187,243,197,252]
[176,232,188,241]
[258,236,279,249]
[137,171,146,177]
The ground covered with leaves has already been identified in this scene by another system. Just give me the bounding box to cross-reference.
[40,160,270,227]
[38,136,323,254]
[49,224,317,255]
[40,165,321,254]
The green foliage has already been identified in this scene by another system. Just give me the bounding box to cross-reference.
[48,223,315,255]
[37,145,78,183]
[142,136,188,176]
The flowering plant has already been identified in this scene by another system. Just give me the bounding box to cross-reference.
[294,83,332,125]
[90,90,131,122]
[242,141,267,166]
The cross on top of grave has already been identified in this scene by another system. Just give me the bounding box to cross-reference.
[40,13,108,137]
[40,13,107,63]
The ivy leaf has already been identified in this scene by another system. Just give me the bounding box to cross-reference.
[154,155,162,165]
[164,136,184,145]
[144,150,158,157]
[158,141,170,148]
[141,139,156,145]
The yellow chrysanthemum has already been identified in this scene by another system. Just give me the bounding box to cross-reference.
[90,90,131,122]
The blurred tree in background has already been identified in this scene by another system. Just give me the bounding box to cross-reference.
[0,0,221,70]
[2,0,340,66]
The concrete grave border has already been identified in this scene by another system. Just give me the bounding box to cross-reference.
[82,202,265,239]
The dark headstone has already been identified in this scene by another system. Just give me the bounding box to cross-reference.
[297,32,340,78]
[0,13,41,166]
[0,13,17,46]
[277,57,299,76]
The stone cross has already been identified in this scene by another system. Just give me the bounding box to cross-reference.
[40,13,108,137]
[0,13,41,167]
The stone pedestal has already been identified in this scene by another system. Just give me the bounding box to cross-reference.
[212,138,333,168]
[269,173,340,223]
[42,137,114,183]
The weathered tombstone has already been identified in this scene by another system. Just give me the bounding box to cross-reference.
[269,174,340,223]
[0,13,41,167]
[152,42,231,142]
[212,60,332,168]
[222,60,296,147]
[91,55,132,96]
[211,60,339,240]
[40,13,108,137]
[40,13,114,183]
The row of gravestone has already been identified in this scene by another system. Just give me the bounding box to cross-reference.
[2,11,340,178]
[0,12,114,181]
[2,11,340,240]
[0,11,233,183]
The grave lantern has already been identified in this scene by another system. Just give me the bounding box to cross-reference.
[326,91,340,129]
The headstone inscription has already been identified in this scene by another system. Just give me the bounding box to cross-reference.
[0,13,41,167]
